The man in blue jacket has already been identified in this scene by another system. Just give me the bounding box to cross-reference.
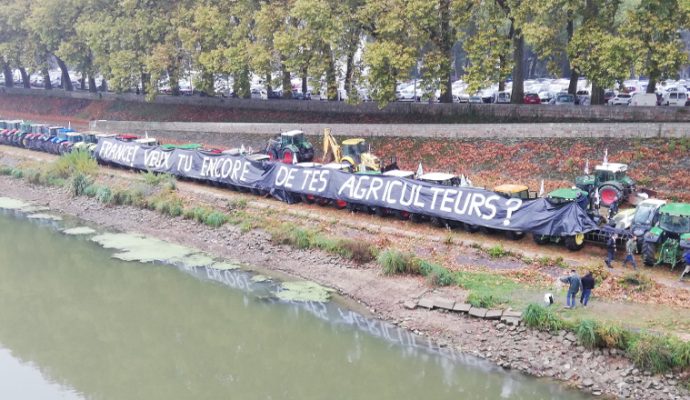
[605,233,617,269]
[560,269,582,309]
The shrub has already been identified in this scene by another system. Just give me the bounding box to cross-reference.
[10,168,23,179]
[378,249,418,275]
[467,291,507,308]
[95,186,112,204]
[671,339,690,369]
[83,185,99,198]
[24,169,42,184]
[142,171,176,190]
[487,245,508,258]
[619,272,654,292]
[418,260,455,286]
[338,239,376,264]
[71,173,93,197]
[50,151,97,178]
[203,211,228,228]
[522,304,565,332]
[596,323,629,350]
[626,334,675,374]
[575,319,600,349]
[0,166,12,175]
[228,198,248,210]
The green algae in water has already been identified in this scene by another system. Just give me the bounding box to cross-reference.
[92,233,197,263]
[274,281,334,303]
[209,262,240,271]
[63,227,97,236]
[0,197,28,210]
[26,213,63,221]
[20,205,50,213]
[251,275,270,283]
[170,253,216,268]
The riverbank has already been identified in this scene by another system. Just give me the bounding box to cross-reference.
[0,152,688,399]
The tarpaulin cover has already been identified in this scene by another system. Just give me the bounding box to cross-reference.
[95,138,598,236]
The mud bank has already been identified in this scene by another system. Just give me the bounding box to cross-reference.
[0,176,687,400]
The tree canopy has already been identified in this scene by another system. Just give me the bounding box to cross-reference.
[0,0,687,105]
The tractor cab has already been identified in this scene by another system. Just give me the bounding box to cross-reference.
[134,138,160,146]
[546,188,589,208]
[630,198,666,237]
[419,172,461,187]
[280,130,309,148]
[383,169,415,179]
[494,184,537,199]
[72,132,99,152]
[643,203,690,268]
[32,124,49,135]
[341,138,369,164]
[65,132,83,144]
[576,163,636,207]
[267,130,315,164]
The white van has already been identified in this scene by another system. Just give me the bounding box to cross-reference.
[495,91,511,104]
[663,91,688,107]
[629,93,658,107]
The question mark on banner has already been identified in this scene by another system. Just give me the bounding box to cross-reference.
[503,198,522,226]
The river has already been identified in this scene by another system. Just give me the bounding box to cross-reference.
[0,207,590,399]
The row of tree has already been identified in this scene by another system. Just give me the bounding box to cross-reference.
[0,0,688,105]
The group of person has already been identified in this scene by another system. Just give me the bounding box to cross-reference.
[556,232,690,309]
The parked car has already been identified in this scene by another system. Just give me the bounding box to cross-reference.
[468,95,483,104]
[629,93,658,107]
[495,91,511,104]
[550,93,575,105]
[608,93,632,106]
[603,91,616,104]
[291,90,311,100]
[662,91,688,107]
[523,93,541,104]
[538,91,553,104]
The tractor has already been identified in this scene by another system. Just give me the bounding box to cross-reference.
[575,162,636,208]
[493,184,538,240]
[322,128,395,172]
[59,132,85,154]
[532,188,590,251]
[12,122,33,147]
[266,130,314,164]
[72,132,100,153]
[642,203,690,269]
[23,124,49,150]
[0,120,21,145]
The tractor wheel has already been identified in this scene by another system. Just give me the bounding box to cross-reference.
[373,207,387,217]
[282,149,295,164]
[429,216,446,228]
[409,213,424,223]
[533,234,550,245]
[598,182,624,207]
[564,233,585,251]
[300,194,315,204]
[395,210,410,220]
[642,241,657,266]
[333,199,347,210]
[505,231,525,241]
[465,224,480,233]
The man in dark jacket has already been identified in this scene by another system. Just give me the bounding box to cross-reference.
[605,233,617,268]
[580,271,595,306]
[560,269,582,309]
[680,250,690,282]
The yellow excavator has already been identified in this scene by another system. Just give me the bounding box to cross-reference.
[322,128,396,172]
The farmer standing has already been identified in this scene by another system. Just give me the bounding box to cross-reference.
[680,249,690,282]
[560,269,582,309]
[622,235,638,270]
[580,271,595,306]
[605,233,617,269]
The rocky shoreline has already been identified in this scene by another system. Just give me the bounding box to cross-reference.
[0,175,687,400]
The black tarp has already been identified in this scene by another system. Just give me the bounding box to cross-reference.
[95,138,599,236]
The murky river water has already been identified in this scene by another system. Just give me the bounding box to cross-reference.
[0,209,590,400]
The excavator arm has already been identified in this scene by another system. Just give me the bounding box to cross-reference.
[322,128,341,163]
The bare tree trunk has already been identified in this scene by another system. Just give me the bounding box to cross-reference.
[438,0,453,103]
[19,67,30,88]
[79,76,85,91]
[344,50,355,95]
[301,66,308,95]
[281,59,291,99]
[510,29,525,104]
[646,78,656,94]
[265,72,272,94]
[326,45,338,101]
[2,61,14,88]
[54,56,73,91]
[88,74,97,93]
[591,83,605,105]
[42,68,52,90]
[566,19,579,95]
[168,66,180,96]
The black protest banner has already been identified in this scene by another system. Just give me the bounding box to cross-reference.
[95,138,598,236]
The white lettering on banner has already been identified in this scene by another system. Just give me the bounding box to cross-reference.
[385,181,402,205]
[239,161,251,182]
[300,170,314,190]
[365,177,384,201]
[337,176,356,197]
[274,165,290,187]
[440,189,458,213]
[468,192,485,218]
[102,142,139,166]
[503,198,523,226]
[177,154,193,172]
[230,159,243,181]
[98,140,112,158]
[482,195,500,220]
[144,150,172,170]
[400,183,415,206]
[353,176,369,199]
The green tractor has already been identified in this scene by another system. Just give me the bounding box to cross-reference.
[575,162,636,208]
[642,203,690,269]
[532,188,590,251]
[266,130,315,164]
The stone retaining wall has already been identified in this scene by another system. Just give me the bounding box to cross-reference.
[4,86,690,123]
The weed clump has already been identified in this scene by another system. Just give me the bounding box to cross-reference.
[418,260,455,286]
[522,304,565,332]
[378,249,418,275]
